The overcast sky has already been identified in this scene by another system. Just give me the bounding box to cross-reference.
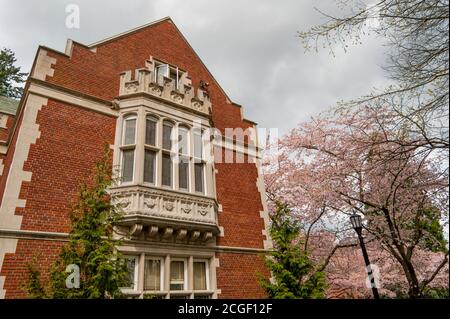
[0,0,389,135]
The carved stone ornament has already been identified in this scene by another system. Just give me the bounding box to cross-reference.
[117,199,131,209]
[171,91,184,104]
[198,205,209,216]
[181,203,192,214]
[149,84,162,96]
[144,197,157,209]
[125,82,138,93]
[164,201,174,211]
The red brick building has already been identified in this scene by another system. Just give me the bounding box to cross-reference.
[0,17,271,299]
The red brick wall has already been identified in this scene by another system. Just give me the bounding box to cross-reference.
[16,98,115,233]
[0,239,64,299]
[216,253,269,299]
[215,160,266,248]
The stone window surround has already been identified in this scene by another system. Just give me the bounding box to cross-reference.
[121,252,215,299]
[115,104,215,199]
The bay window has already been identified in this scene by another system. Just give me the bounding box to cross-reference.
[118,113,209,195]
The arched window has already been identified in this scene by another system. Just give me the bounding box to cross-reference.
[121,114,137,183]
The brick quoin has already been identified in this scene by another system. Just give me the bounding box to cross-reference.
[0,18,270,299]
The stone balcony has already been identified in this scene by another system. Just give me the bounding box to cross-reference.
[109,185,219,243]
[118,57,211,116]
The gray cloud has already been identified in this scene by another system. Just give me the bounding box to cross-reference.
[0,0,389,135]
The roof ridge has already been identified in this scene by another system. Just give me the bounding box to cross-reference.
[88,16,172,48]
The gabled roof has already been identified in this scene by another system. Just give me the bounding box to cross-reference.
[83,17,235,106]
[88,17,172,48]
[0,95,19,115]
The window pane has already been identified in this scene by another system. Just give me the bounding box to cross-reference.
[194,131,203,159]
[145,118,157,146]
[178,158,189,190]
[170,261,185,291]
[162,153,172,187]
[124,257,136,289]
[144,259,161,291]
[123,118,136,145]
[122,150,134,182]
[144,150,156,184]
[194,262,207,290]
[163,123,173,150]
[194,163,204,193]
[178,128,189,155]
[156,64,169,84]
[170,70,180,90]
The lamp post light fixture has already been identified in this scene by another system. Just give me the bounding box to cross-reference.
[350,213,380,299]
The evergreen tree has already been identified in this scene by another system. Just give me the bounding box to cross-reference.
[26,148,130,298]
[260,202,327,299]
[0,48,27,99]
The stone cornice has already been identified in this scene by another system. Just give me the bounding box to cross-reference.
[0,228,271,254]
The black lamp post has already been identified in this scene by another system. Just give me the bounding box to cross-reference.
[350,213,380,299]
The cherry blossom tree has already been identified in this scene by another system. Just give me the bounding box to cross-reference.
[264,106,449,298]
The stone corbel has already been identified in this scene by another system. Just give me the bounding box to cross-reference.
[130,223,143,236]
[201,231,213,242]
[190,230,201,241]
[148,225,159,238]
[162,227,174,239]
[176,229,188,240]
